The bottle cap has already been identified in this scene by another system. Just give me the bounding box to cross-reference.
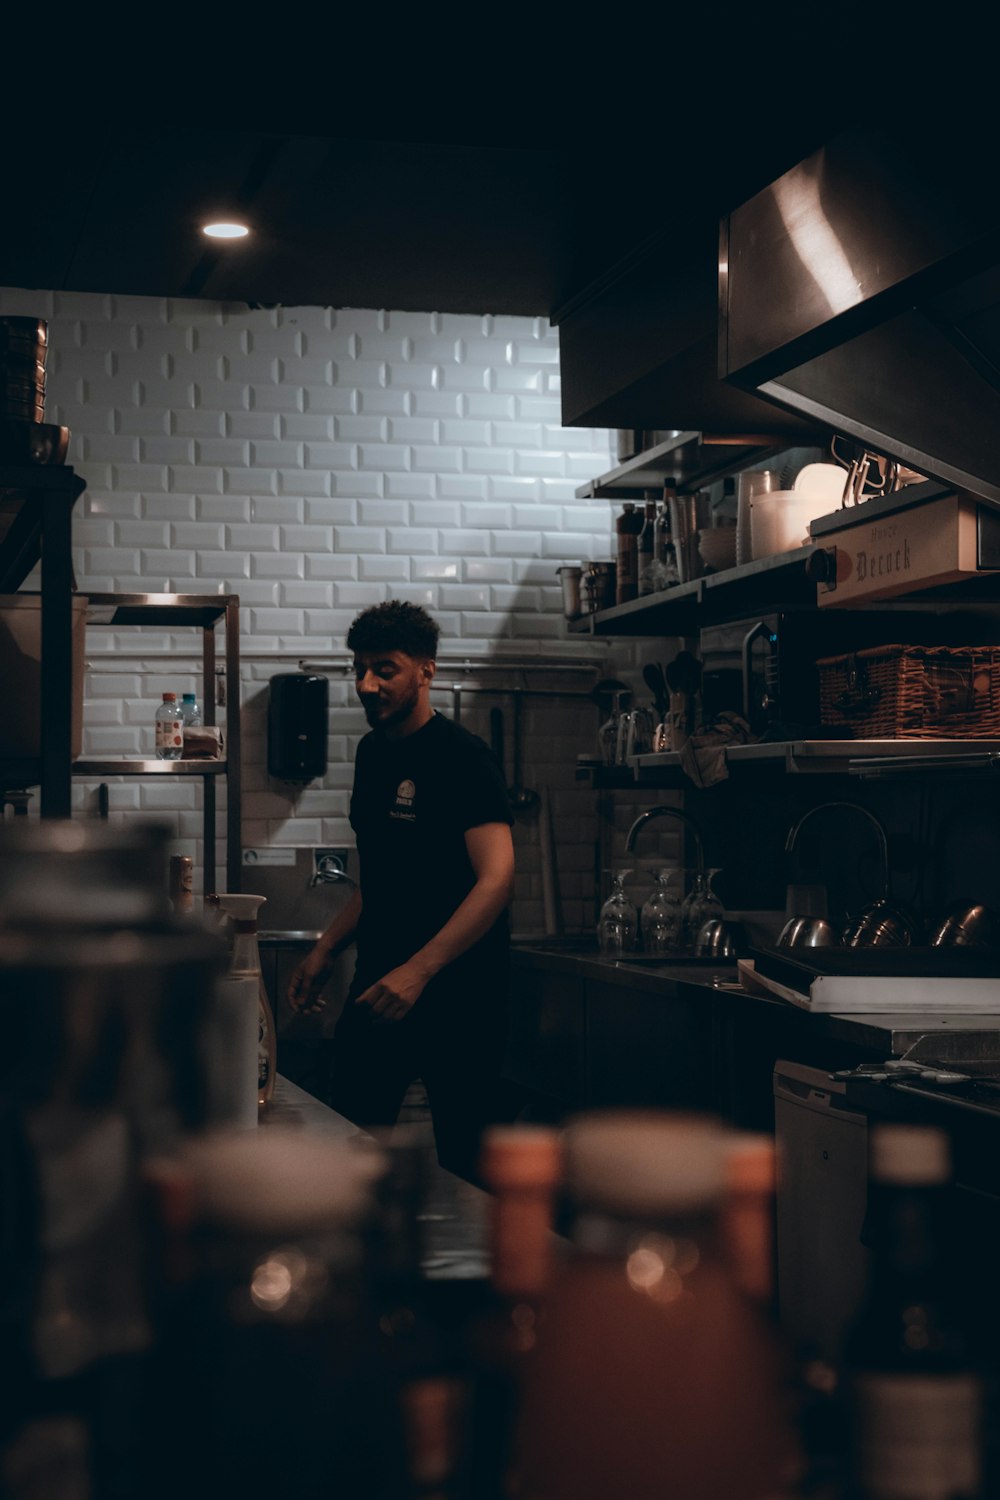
[563,1109,727,1216]
[162,691,177,701]
[182,693,196,702]
[869,1123,951,1185]
[480,1125,562,1190]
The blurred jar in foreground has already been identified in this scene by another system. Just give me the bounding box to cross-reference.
[142,1126,391,1500]
[514,1109,798,1500]
[0,821,233,1497]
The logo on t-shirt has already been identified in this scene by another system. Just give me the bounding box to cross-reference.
[390,778,417,821]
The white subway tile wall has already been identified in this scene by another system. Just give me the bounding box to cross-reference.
[1,288,630,933]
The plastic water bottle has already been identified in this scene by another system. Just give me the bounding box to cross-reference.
[155,692,184,760]
[181,692,202,727]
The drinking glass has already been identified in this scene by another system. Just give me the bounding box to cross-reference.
[640,868,683,955]
[598,692,628,767]
[598,869,638,957]
[679,868,724,953]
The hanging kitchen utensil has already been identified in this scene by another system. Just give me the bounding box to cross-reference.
[830,436,905,506]
[489,705,506,782]
[642,662,668,720]
[509,690,540,818]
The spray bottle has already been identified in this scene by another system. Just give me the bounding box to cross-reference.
[214,893,277,1113]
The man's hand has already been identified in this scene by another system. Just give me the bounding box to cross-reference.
[287,946,335,1014]
[354,961,429,1023]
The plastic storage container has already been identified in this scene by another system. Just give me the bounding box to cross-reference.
[749,489,834,559]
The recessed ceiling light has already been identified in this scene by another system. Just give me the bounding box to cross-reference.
[202,222,250,240]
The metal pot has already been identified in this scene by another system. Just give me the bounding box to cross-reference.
[581,561,616,614]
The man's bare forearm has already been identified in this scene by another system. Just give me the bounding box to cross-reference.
[314,888,363,957]
[408,873,511,982]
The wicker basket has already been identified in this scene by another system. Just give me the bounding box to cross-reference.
[816,644,1000,739]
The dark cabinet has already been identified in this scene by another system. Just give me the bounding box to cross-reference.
[584,977,713,1111]
[506,953,890,1129]
[503,964,586,1118]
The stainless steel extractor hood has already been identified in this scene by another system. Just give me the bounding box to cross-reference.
[719,122,1000,507]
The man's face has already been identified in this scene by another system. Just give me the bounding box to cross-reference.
[353,649,433,733]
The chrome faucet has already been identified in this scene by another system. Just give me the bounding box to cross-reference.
[785,801,889,896]
[309,852,359,891]
[624,805,705,872]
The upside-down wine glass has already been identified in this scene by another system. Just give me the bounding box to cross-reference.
[598,869,638,957]
[640,867,684,955]
[679,868,724,954]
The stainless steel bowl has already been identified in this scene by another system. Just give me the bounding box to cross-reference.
[929,903,1000,948]
[841,899,918,948]
[777,915,838,950]
[695,917,747,959]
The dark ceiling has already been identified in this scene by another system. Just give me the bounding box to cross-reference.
[2,101,856,319]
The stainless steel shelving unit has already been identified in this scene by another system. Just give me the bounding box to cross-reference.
[0,465,243,893]
[77,592,242,895]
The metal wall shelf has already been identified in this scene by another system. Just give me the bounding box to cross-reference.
[627,740,1000,783]
[574,429,828,500]
[569,546,823,635]
[73,759,229,776]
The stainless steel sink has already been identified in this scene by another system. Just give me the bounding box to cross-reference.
[512,936,726,966]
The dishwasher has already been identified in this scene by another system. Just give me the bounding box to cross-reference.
[772,1059,873,1365]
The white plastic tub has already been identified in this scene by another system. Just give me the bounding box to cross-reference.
[749,490,835,560]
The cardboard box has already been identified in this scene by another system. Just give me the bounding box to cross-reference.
[0,593,87,757]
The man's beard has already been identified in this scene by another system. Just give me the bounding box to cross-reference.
[360,688,419,730]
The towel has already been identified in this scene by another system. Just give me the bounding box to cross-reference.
[678,712,752,788]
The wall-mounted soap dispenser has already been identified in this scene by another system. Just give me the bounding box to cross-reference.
[267,673,328,781]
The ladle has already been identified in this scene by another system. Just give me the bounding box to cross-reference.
[509,690,539,818]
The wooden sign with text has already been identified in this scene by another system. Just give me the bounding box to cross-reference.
[817,493,998,606]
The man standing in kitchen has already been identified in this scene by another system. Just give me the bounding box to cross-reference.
[287,599,516,1184]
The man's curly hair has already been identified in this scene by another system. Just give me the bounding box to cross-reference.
[346,600,440,660]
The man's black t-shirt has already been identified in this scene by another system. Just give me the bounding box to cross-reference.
[349,711,512,1001]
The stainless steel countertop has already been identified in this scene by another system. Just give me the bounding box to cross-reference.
[263,1076,490,1281]
[511,939,1000,1055]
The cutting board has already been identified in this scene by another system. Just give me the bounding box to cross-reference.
[740,947,1000,1014]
